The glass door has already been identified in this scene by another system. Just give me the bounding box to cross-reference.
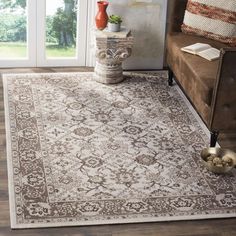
[37,0,88,67]
[0,0,36,67]
[0,0,88,67]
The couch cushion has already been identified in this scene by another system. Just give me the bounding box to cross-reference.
[181,0,236,46]
[166,33,227,125]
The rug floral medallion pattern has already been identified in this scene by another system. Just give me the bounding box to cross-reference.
[3,72,236,228]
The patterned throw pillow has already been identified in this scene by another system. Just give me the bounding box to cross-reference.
[181,0,236,46]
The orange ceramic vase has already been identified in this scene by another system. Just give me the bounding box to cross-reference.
[95,1,109,30]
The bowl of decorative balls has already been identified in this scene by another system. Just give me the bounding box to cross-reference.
[201,147,236,174]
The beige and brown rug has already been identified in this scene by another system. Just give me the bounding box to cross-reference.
[3,72,236,229]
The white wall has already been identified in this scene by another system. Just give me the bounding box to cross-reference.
[108,0,167,69]
[107,0,167,70]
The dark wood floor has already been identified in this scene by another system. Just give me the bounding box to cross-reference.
[0,67,236,236]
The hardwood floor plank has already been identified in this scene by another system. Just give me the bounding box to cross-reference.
[110,220,236,236]
[0,202,10,227]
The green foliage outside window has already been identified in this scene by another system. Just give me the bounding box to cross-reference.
[0,0,78,47]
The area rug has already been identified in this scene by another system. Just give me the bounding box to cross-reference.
[3,72,236,229]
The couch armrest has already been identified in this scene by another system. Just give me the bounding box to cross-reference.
[210,47,236,132]
[168,0,187,34]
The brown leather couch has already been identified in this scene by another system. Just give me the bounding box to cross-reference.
[166,0,236,148]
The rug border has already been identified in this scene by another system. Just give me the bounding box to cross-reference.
[9,214,236,229]
[2,75,18,228]
[2,72,95,229]
[175,85,220,147]
[2,72,232,229]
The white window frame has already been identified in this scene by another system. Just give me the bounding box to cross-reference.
[85,0,97,67]
[36,0,88,67]
[0,0,37,67]
[0,0,88,68]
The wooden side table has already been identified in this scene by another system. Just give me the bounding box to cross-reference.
[94,28,133,84]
